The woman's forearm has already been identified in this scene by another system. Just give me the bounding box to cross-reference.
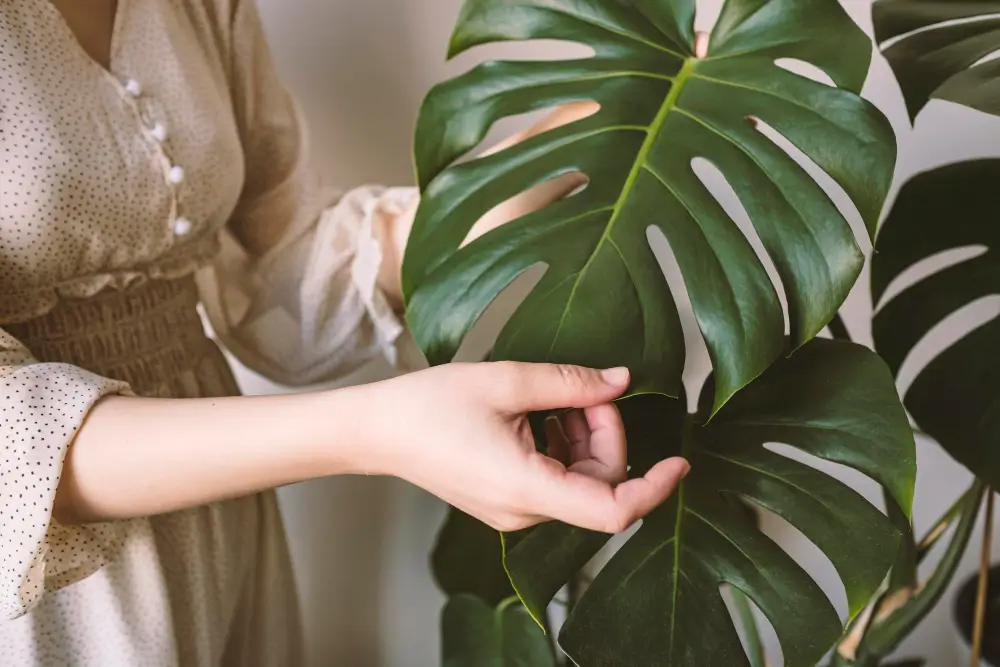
[54,361,689,536]
[54,387,372,524]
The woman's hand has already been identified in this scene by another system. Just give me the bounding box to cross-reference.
[376,102,600,311]
[56,360,685,531]
[357,361,689,533]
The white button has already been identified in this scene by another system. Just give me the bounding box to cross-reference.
[168,166,185,185]
[172,217,193,236]
[151,123,168,142]
[124,78,142,97]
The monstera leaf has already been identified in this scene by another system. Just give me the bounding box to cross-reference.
[873,0,1000,120]
[872,160,1000,486]
[441,595,555,667]
[433,507,515,606]
[403,0,896,412]
[501,339,915,667]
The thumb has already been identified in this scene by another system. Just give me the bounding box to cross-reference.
[530,457,691,533]
[495,363,631,413]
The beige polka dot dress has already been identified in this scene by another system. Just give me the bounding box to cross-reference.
[0,1,413,664]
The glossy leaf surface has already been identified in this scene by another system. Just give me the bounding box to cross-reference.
[441,596,555,667]
[433,508,515,606]
[872,160,1000,486]
[873,0,1000,119]
[504,339,916,667]
[404,0,896,412]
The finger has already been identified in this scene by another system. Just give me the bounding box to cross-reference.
[567,403,626,484]
[544,415,571,466]
[561,408,591,459]
[531,457,690,533]
[494,362,631,413]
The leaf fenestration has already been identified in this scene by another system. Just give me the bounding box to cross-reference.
[404,0,896,413]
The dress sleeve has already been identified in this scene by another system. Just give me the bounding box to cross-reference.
[196,0,418,387]
[0,329,131,620]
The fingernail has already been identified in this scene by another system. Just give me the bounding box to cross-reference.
[601,367,630,386]
[679,460,692,478]
[601,366,629,387]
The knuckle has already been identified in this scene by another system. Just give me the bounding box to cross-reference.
[606,508,634,534]
[555,363,591,390]
[492,513,527,533]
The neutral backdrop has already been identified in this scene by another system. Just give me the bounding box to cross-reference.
[236,1,1000,665]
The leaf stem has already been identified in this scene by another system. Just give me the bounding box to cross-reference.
[854,480,986,664]
[971,489,994,667]
[827,312,851,342]
[885,490,918,591]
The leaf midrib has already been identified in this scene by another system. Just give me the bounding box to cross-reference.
[546,56,698,359]
[667,415,695,663]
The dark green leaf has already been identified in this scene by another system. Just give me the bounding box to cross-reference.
[404,0,896,413]
[505,339,916,667]
[871,160,1000,486]
[442,595,555,667]
[873,0,1000,119]
[433,508,515,606]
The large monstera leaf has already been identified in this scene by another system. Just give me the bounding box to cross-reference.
[503,339,916,667]
[872,160,1000,486]
[403,0,896,411]
[873,0,1000,120]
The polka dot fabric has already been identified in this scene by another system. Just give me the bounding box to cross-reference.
[0,332,129,621]
[0,0,411,664]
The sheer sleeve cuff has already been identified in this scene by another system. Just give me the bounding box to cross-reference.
[0,357,131,620]
[198,185,419,387]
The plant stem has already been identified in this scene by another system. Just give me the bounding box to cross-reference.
[854,480,986,664]
[885,490,918,591]
[971,489,995,667]
[827,312,851,342]
[917,490,970,564]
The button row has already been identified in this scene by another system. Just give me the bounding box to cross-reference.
[123,76,191,238]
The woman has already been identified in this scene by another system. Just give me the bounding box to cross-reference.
[0,1,690,665]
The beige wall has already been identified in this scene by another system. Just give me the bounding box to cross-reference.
[239,1,1000,665]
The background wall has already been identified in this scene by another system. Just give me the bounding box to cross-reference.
[234,1,1000,665]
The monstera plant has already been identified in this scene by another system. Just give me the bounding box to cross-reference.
[398,0,1000,665]
[823,2,1000,666]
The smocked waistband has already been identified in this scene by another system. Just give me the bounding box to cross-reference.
[6,276,223,393]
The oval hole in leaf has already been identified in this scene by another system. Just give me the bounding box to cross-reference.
[452,262,547,363]
[461,172,591,248]
[454,102,602,168]
[691,156,790,335]
[750,497,851,622]
[775,58,836,87]
[764,442,885,510]
[449,39,595,67]
[753,119,870,250]
[646,226,711,408]
[880,12,1000,50]
[874,245,987,312]
[720,582,779,667]
[894,294,1000,397]
[972,48,1000,66]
